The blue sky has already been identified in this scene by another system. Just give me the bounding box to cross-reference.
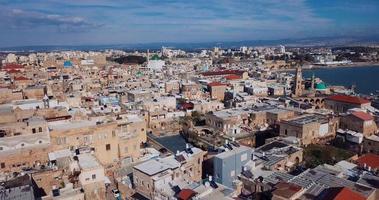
[0,0,378,47]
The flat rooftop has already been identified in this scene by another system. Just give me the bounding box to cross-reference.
[134,156,180,176]
[285,114,328,126]
[78,153,101,170]
[48,120,98,131]
[215,145,252,160]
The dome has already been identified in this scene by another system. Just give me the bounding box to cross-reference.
[151,54,160,60]
[315,82,327,90]
[64,60,73,68]
[136,71,143,77]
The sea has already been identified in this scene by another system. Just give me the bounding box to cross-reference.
[301,65,379,95]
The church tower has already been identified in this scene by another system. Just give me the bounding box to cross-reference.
[293,65,303,97]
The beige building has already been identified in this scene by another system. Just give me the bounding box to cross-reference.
[0,88,23,103]
[208,82,227,101]
[250,107,295,129]
[49,115,146,166]
[165,80,180,94]
[132,147,206,199]
[279,114,338,146]
[127,89,153,102]
[363,134,379,154]
[205,109,250,135]
[340,111,377,136]
[181,82,202,100]
[325,94,371,113]
[193,100,224,114]
[0,116,50,172]
[71,153,106,200]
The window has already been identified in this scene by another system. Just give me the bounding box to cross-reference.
[1,163,5,169]
[241,153,247,162]
[112,130,116,137]
[0,147,3,151]
[21,143,25,147]
[106,144,111,151]
[39,140,42,144]
[32,128,36,134]
[39,127,43,132]
[230,170,235,177]
[92,174,96,180]
[285,129,288,135]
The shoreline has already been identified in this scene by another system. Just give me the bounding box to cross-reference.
[275,62,379,72]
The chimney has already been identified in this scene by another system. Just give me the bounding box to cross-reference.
[186,143,190,149]
[208,175,213,182]
[176,150,180,156]
[232,137,235,142]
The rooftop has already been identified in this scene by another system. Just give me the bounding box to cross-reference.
[201,70,245,77]
[356,154,379,169]
[215,145,252,160]
[351,111,374,121]
[327,95,370,105]
[134,156,180,176]
[78,153,101,170]
[285,114,327,126]
[208,82,227,87]
[273,182,303,199]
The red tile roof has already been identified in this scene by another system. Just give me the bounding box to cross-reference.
[333,187,366,200]
[327,95,370,105]
[2,63,24,71]
[7,69,21,74]
[178,189,196,200]
[208,82,227,87]
[225,74,241,80]
[14,76,29,81]
[351,111,374,121]
[356,153,379,169]
[201,70,245,77]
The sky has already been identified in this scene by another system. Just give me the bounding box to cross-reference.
[0,0,378,47]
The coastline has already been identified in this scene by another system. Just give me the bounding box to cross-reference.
[275,62,379,72]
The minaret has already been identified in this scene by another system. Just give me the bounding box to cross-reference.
[293,65,303,97]
[311,73,315,91]
[147,49,150,64]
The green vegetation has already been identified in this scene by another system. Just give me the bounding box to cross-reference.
[303,144,355,168]
[113,55,146,64]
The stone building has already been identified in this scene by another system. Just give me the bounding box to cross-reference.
[279,114,338,146]
[132,147,206,199]
[325,94,371,113]
[340,111,377,136]
[207,82,227,101]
